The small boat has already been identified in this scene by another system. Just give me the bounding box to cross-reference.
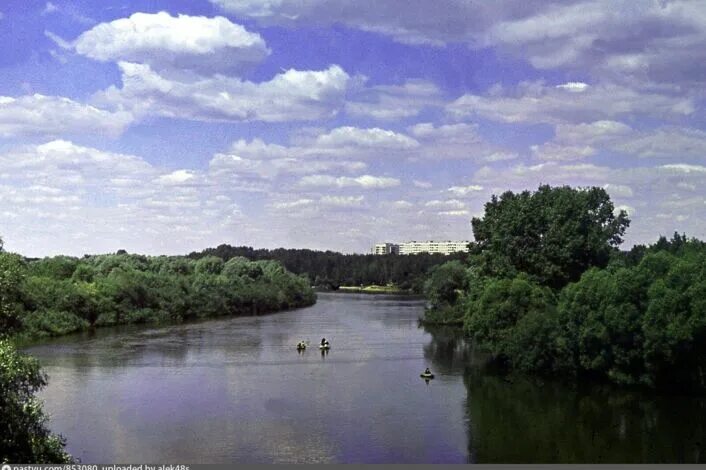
[319,343,331,350]
[420,372,435,379]
[296,343,306,350]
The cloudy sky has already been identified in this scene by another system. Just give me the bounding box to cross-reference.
[1,0,705,257]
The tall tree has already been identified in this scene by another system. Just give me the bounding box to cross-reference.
[470,185,630,289]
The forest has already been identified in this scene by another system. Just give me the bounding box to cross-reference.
[188,245,466,292]
[1,248,316,341]
[423,185,706,391]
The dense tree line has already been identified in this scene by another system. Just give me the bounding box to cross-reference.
[424,185,706,391]
[1,237,72,463]
[188,245,466,292]
[1,250,315,341]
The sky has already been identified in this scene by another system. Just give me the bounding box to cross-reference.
[0,0,705,257]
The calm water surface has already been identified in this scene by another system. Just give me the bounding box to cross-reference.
[25,293,705,463]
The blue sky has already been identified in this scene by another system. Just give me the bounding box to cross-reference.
[1,0,705,256]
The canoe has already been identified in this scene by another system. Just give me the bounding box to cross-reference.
[420,373,435,379]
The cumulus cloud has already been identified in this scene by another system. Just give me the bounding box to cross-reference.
[413,180,433,189]
[448,185,484,196]
[345,79,443,120]
[298,174,400,189]
[66,12,269,74]
[0,94,132,138]
[209,146,366,182]
[447,81,694,124]
[93,62,351,123]
[408,122,519,161]
[211,0,706,88]
[0,140,256,256]
[424,199,466,209]
[532,121,706,161]
[319,195,365,207]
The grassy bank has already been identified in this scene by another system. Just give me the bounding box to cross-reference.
[335,284,414,295]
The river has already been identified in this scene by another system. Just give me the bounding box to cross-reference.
[25,293,705,463]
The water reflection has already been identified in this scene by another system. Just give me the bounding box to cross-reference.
[465,371,706,462]
[421,323,706,463]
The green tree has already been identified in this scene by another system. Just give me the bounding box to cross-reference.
[0,340,72,463]
[464,275,556,369]
[470,185,630,289]
[0,252,25,335]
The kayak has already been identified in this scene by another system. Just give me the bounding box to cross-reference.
[420,373,435,379]
[319,344,331,350]
[296,345,306,350]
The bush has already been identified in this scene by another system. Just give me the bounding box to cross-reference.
[0,339,72,463]
[21,310,89,338]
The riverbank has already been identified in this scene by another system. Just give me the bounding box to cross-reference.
[334,285,414,295]
[3,252,317,343]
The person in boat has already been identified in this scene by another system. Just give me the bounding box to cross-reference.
[424,368,432,375]
[321,338,327,346]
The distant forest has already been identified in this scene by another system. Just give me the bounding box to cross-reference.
[188,245,468,292]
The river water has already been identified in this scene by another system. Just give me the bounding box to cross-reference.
[25,293,705,463]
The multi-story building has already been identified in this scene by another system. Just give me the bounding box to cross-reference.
[372,243,400,255]
[372,240,470,255]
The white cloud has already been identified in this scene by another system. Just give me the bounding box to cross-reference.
[70,12,269,74]
[660,164,706,174]
[603,183,634,198]
[0,140,253,256]
[612,127,706,159]
[42,2,58,15]
[313,126,419,150]
[438,210,470,217]
[156,169,197,185]
[448,185,484,196]
[209,149,365,181]
[387,200,414,209]
[94,62,351,123]
[533,122,706,161]
[210,0,706,88]
[0,94,132,138]
[556,82,589,92]
[425,199,466,209]
[407,122,518,161]
[320,195,365,207]
[269,199,314,210]
[298,174,400,189]
[447,81,694,124]
[345,79,443,120]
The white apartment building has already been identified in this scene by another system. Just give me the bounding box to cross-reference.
[372,241,470,255]
[372,243,400,255]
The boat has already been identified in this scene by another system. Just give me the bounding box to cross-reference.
[296,342,306,350]
[420,372,435,379]
[319,343,331,350]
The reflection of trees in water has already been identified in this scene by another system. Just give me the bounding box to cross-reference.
[464,370,706,463]
[422,323,705,463]
[421,324,485,375]
[29,317,266,371]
